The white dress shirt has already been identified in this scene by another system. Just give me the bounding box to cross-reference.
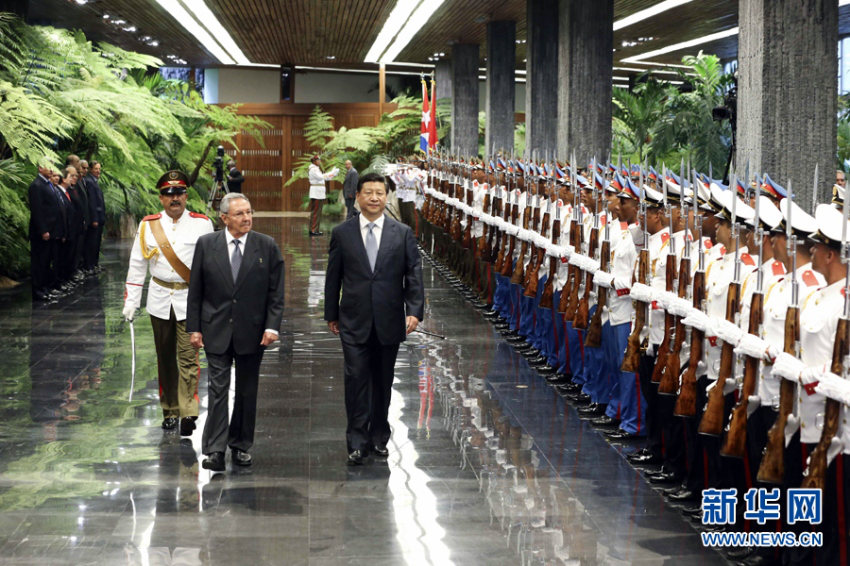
[359,212,385,250]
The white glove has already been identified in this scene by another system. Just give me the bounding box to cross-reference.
[630,283,653,302]
[657,291,679,310]
[747,395,761,418]
[735,333,770,360]
[562,244,575,258]
[668,297,695,318]
[682,310,711,332]
[714,319,744,346]
[827,437,844,466]
[612,276,631,291]
[723,377,739,395]
[123,303,137,322]
[568,253,585,267]
[785,414,800,447]
[799,365,826,388]
[584,259,600,274]
[815,372,850,406]
[765,344,780,363]
[771,352,805,382]
[593,271,613,289]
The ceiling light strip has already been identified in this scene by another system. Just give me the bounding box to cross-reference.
[621,27,739,63]
[364,0,421,63]
[154,0,235,64]
[182,0,250,64]
[613,0,695,31]
[380,0,445,63]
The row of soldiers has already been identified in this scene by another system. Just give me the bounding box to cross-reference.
[414,154,850,566]
[27,154,106,301]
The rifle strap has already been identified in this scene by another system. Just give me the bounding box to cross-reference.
[147,218,191,283]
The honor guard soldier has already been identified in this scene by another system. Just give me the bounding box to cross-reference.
[123,171,214,434]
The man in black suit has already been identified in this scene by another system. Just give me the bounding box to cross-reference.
[226,160,244,193]
[83,161,106,273]
[28,162,63,300]
[342,160,359,219]
[187,193,285,472]
[324,172,425,466]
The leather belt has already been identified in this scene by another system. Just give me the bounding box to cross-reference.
[152,276,189,290]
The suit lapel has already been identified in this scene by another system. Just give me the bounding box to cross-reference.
[348,218,373,275]
[213,231,235,293]
[234,232,258,290]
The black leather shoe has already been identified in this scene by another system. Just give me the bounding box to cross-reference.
[566,392,592,404]
[591,415,620,427]
[536,364,556,375]
[606,429,642,442]
[372,444,389,458]
[161,417,178,430]
[202,452,225,472]
[231,449,252,466]
[526,354,547,365]
[647,471,680,484]
[506,334,527,344]
[667,488,699,503]
[577,403,606,417]
[627,452,662,465]
[725,546,754,560]
[347,449,365,466]
[309,231,323,236]
[681,504,703,516]
[545,373,570,384]
[179,417,196,436]
[557,381,582,393]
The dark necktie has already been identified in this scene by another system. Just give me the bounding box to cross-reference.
[231,239,242,282]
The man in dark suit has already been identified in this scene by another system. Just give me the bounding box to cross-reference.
[83,161,106,273]
[28,163,63,300]
[324,172,425,466]
[227,160,244,193]
[342,160,359,219]
[187,193,285,472]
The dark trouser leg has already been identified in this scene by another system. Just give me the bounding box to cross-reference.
[228,351,263,452]
[203,348,235,455]
[30,237,52,297]
[175,318,200,417]
[84,225,103,269]
[345,196,356,219]
[57,238,76,283]
[368,339,400,448]
[342,339,374,453]
[150,310,180,418]
[638,353,662,458]
[310,198,324,232]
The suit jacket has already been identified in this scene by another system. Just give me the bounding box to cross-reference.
[342,167,359,199]
[228,167,244,193]
[186,230,285,355]
[324,215,424,345]
[84,174,105,224]
[28,175,61,240]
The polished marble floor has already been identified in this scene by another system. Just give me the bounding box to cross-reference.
[0,218,727,565]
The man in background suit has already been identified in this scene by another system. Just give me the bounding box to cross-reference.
[28,162,63,301]
[187,193,285,472]
[83,161,105,273]
[324,172,425,466]
[342,160,359,219]
[227,159,244,193]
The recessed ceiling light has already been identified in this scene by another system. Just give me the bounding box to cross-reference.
[326,55,336,60]
[102,14,110,19]
[154,0,245,65]
[365,0,445,63]
[123,26,136,33]
[75,0,88,5]
[613,0,694,31]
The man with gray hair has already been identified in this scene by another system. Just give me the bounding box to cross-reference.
[342,159,359,219]
[187,192,285,472]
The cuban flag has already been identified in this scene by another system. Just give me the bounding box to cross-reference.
[420,79,431,153]
[428,78,437,151]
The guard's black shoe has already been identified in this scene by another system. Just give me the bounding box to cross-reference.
[161,417,178,430]
[179,417,196,436]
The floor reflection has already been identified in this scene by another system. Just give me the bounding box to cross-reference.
[0,218,723,565]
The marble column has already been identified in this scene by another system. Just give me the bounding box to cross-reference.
[485,21,516,157]
[451,43,480,157]
[737,0,837,209]
[557,0,613,166]
[525,0,558,159]
[435,60,452,101]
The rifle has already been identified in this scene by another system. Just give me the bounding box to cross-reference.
[523,183,545,292]
[721,170,764,457]
[557,182,579,314]
[660,164,691,394]
[675,173,705,416]
[481,181,496,261]
[622,167,649,373]
[652,171,676,384]
[525,176,551,297]
[510,166,532,285]
[501,189,521,277]
[758,177,800,483]
[585,180,611,347]
[801,173,850,490]
[699,169,742,437]
[540,193,562,310]
[574,162,600,330]
[494,185,512,273]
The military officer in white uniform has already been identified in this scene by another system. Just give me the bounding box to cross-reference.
[123,171,214,434]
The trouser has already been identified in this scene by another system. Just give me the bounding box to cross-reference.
[84,224,103,269]
[309,198,324,232]
[57,235,79,282]
[681,375,710,492]
[150,309,200,419]
[638,352,661,458]
[53,239,71,285]
[400,200,415,228]
[30,237,55,297]
[341,326,401,453]
[345,196,356,219]
[605,322,647,435]
[203,344,263,454]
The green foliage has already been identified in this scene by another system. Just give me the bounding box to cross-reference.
[0,13,269,279]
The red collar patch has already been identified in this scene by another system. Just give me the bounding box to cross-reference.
[801,270,820,287]
[771,260,786,276]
